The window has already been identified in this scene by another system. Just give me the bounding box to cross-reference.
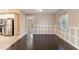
[59,13,68,32]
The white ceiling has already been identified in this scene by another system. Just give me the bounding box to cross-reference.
[21,9,59,14]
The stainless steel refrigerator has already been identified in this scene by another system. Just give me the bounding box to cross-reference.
[4,18,14,36]
[0,19,3,35]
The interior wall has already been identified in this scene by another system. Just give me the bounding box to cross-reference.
[55,9,79,49]
[26,13,56,34]
[68,9,79,27]
[19,12,26,38]
[26,13,56,25]
[34,13,55,25]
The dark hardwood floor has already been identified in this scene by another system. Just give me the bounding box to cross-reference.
[33,34,77,50]
[18,35,26,50]
[9,34,77,50]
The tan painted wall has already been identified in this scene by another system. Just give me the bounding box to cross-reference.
[26,13,56,25]
[26,13,56,34]
[55,9,79,27]
[34,13,55,25]
[14,14,19,35]
[55,9,79,49]
[68,9,79,27]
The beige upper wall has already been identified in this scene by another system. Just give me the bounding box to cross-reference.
[55,9,79,27]
[68,9,79,27]
[26,13,56,25]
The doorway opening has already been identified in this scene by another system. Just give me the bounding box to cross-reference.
[26,16,34,49]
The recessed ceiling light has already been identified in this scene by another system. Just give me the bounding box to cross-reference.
[39,9,42,12]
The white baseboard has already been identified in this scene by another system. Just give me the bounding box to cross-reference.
[19,33,26,39]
